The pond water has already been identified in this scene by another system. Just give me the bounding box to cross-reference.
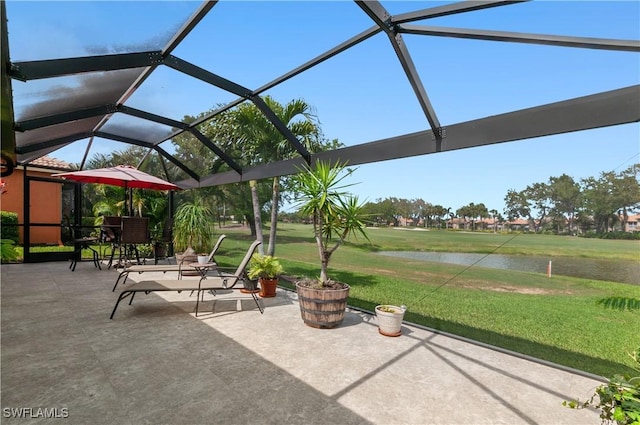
[378,251,640,285]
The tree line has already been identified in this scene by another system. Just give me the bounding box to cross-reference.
[504,165,639,235]
[283,165,640,237]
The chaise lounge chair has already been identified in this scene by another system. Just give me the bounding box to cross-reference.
[111,234,226,291]
[110,240,263,319]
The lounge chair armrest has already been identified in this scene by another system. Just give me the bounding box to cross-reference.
[211,266,234,272]
[213,270,243,279]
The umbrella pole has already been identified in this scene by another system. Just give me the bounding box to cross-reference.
[123,183,127,216]
[127,185,133,216]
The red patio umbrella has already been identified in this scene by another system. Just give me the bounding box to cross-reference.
[53,165,182,215]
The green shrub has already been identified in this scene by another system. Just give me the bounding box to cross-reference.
[602,231,640,241]
[582,231,640,240]
[0,211,19,243]
[565,346,640,424]
[1,239,19,262]
[82,216,99,238]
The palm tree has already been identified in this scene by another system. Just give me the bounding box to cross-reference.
[489,209,499,233]
[292,161,369,285]
[234,96,321,256]
[248,179,264,253]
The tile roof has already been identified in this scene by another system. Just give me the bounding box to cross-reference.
[30,155,74,171]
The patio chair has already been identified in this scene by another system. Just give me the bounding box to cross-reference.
[111,234,227,291]
[115,216,150,268]
[69,225,101,272]
[152,219,173,264]
[100,216,122,268]
[110,239,263,319]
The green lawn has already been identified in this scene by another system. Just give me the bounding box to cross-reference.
[214,223,640,378]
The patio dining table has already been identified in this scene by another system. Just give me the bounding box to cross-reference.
[69,225,102,272]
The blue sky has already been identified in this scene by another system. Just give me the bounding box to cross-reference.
[7,1,640,213]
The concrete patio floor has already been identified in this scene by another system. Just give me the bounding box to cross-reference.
[1,261,602,424]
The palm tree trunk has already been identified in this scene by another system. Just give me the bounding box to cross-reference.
[245,213,256,237]
[320,253,329,284]
[249,180,264,255]
[267,177,279,256]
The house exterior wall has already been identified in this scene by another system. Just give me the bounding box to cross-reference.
[623,214,640,232]
[1,168,63,244]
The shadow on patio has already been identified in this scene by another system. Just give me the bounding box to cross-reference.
[1,262,601,424]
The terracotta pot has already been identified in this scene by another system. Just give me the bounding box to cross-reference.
[259,277,278,298]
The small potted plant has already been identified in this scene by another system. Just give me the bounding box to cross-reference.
[375,305,407,337]
[247,254,284,298]
[197,253,209,264]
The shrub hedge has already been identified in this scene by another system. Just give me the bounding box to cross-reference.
[0,211,19,243]
[582,231,640,240]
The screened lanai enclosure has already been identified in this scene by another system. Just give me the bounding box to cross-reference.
[3,0,639,180]
[1,1,639,253]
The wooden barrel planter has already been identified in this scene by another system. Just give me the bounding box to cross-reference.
[296,281,350,329]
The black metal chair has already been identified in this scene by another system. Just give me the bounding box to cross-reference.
[152,219,173,265]
[100,216,122,269]
[116,217,150,268]
[69,225,101,272]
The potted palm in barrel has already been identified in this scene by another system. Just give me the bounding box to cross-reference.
[292,160,369,328]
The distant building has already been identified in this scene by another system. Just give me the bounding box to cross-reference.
[622,213,640,232]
